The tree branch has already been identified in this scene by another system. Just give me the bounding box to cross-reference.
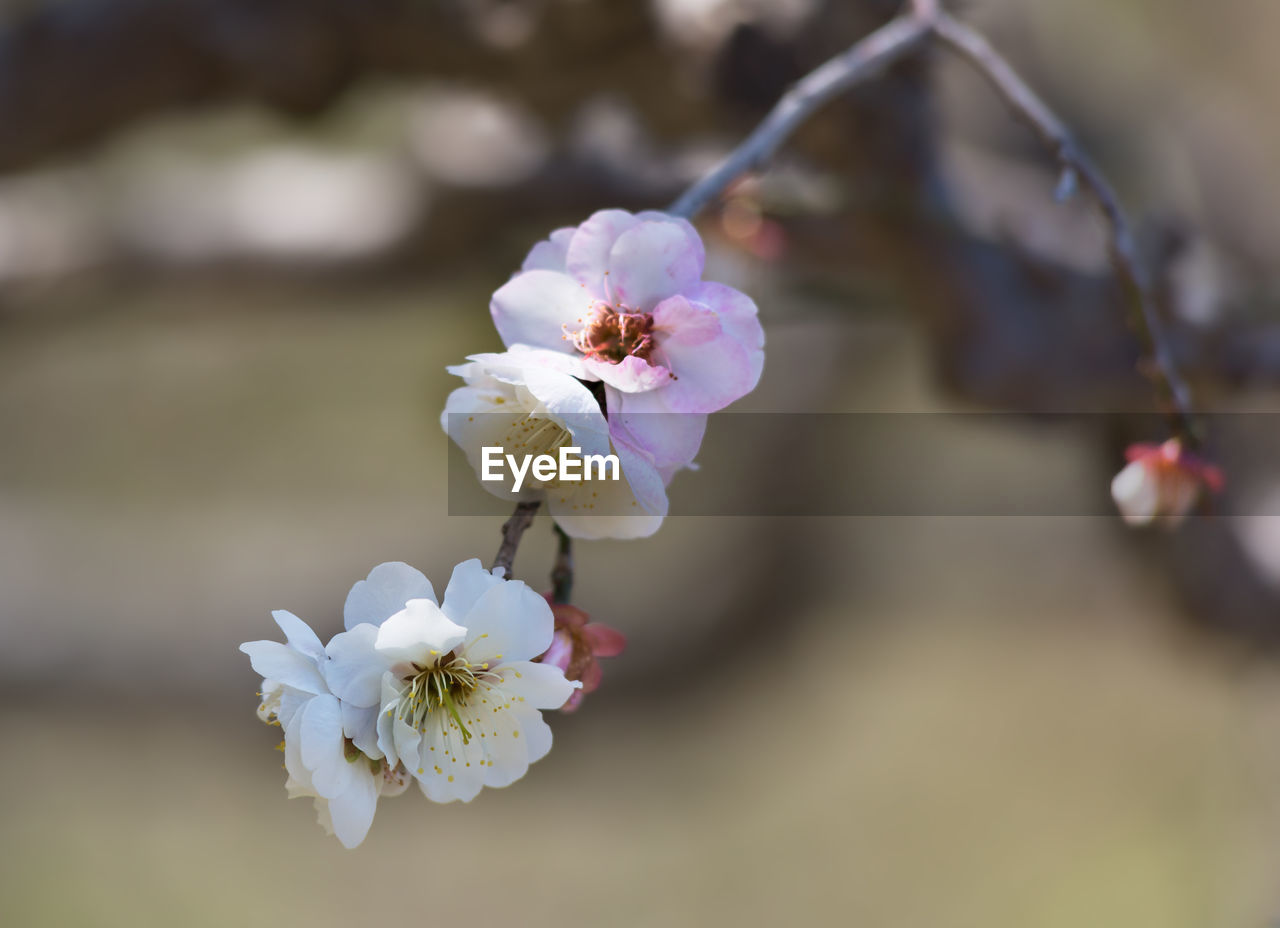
[550,525,574,604]
[669,10,932,218]
[492,501,540,579]
[929,11,1197,442]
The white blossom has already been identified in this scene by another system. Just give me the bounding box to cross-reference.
[241,608,407,848]
[441,345,670,539]
[324,559,579,803]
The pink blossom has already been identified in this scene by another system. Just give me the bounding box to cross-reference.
[536,596,627,712]
[490,209,763,466]
[1111,438,1224,528]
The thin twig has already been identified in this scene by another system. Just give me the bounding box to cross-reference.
[669,10,933,218]
[930,12,1197,441]
[550,525,574,604]
[492,501,540,577]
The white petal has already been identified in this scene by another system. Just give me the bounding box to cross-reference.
[270,610,326,662]
[283,705,310,788]
[509,704,553,765]
[342,702,382,760]
[1111,460,1159,526]
[240,641,328,695]
[300,694,353,799]
[374,599,467,664]
[328,767,380,849]
[479,703,531,788]
[547,433,667,540]
[343,562,437,631]
[392,715,422,777]
[495,661,579,710]
[460,580,554,664]
[276,686,311,730]
[490,269,593,352]
[440,558,505,625]
[416,714,486,803]
[324,624,387,708]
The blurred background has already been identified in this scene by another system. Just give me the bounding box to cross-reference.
[3,0,1280,925]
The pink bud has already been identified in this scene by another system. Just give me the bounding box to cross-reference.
[535,595,627,712]
[1111,439,1223,528]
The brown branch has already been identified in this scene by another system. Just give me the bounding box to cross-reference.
[929,11,1197,442]
[492,501,540,579]
[669,9,933,218]
[550,525,574,604]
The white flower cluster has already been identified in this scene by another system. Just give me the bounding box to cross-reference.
[242,561,578,847]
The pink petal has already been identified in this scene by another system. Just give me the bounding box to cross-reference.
[539,629,574,673]
[579,659,603,695]
[652,294,722,345]
[606,218,705,311]
[606,387,706,472]
[565,209,639,297]
[491,269,594,353]
[684,281,765,387]
[583,623,627,658]
[581,354,671,393]
[656,325,754,414]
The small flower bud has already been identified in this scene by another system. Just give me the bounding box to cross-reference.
[1111,439,1223,528]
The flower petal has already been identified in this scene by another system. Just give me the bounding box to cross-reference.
[342,702,382,760]
[521,227,575,273]
[606,218,705,311]
[240,640,328,695]
[374,599,467,664]
[343,562,437,631]
[491,269,593,353]
[652,296,755,413]
[479,705,530,788]
[547,431,668,540]
[564,209,639,295]
[580,354,671,393]
[328,767,379,849]
[324,623,386,708]
[509,704,553,764]
[496,660,579,710]
[684,281,765,388]
[606,387,707,470]
[300,695,353,799]
[270,610,325,662]
[416,715,487,803]
[583,623,627,658]
[460,579,555,664]
[440,558,505,624]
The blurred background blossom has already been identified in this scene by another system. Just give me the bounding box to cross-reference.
[3,0,1280,925]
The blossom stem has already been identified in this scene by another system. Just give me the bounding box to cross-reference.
[493,500,540,578]
[551,524,574,604]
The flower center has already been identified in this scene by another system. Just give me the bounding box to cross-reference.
[571,301,655,364]
[397,653,496,744]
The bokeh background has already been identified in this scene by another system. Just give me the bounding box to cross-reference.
[4,0,1280,925]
